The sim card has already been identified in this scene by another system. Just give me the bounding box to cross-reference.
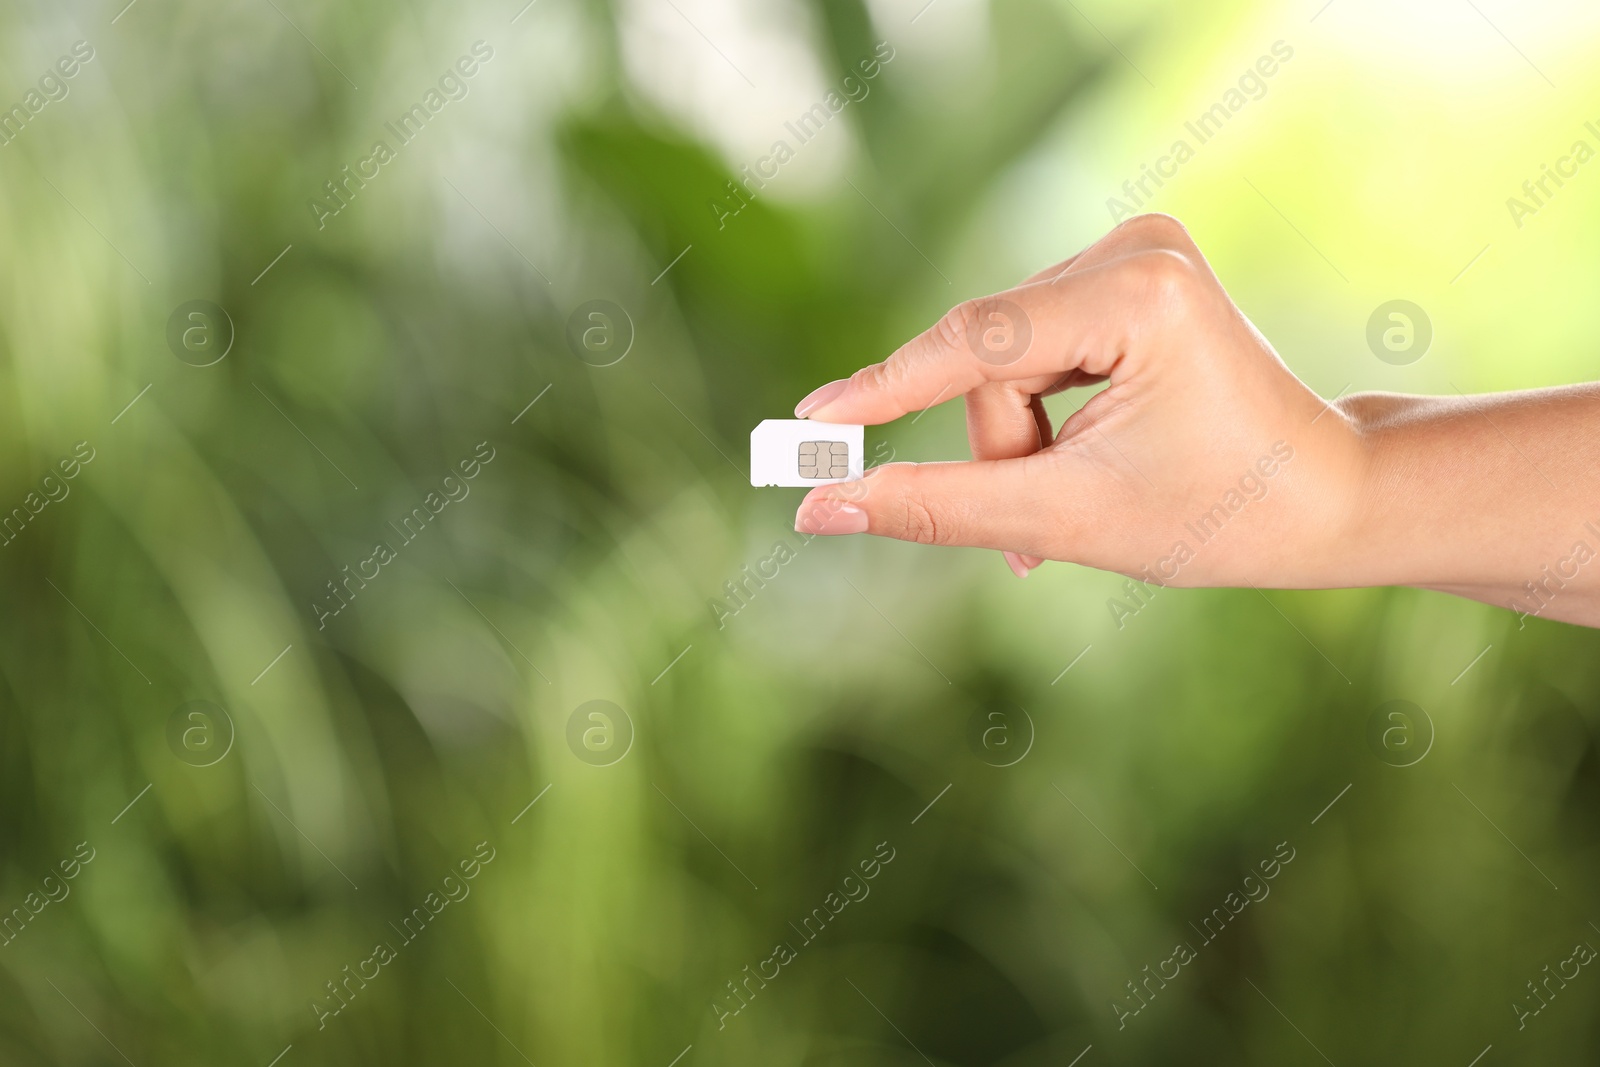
[750,419,864,488]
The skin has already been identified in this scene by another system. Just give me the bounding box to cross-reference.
[792,214,1600,630]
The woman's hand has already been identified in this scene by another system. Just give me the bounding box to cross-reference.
[792,214,1600,628]
[792,214,1366,588]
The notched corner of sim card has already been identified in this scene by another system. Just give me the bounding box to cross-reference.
[750,418,865,488]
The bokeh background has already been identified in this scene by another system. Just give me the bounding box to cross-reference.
[2,0,1599,1063]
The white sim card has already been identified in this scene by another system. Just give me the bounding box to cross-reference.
[750,419,864,488]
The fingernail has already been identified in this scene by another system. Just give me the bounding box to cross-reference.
[1003,551,1032,579]
[795,379,848,418]
[1020,554,1044,569]
[795,499,869,535]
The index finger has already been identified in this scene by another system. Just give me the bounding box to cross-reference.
[795,258,1141,426]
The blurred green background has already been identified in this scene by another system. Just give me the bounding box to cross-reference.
[1,0,1598,1063]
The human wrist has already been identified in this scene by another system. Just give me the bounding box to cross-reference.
[1325,391,1444,590]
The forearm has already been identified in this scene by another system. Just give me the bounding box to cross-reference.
[1335,385,1600,627]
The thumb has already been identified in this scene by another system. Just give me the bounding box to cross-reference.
[793,458,1060,553]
